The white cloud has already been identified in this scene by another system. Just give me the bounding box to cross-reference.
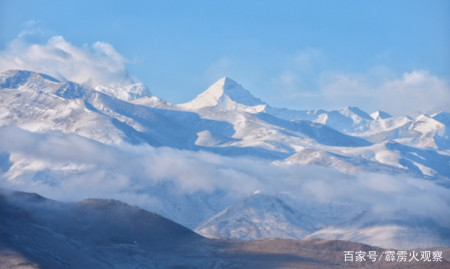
[266,48,449,116]
[318,70,450,116]
[0,34,136,89]
[273,59,450,115]
[0,126,449,227]
[378,70,450,115]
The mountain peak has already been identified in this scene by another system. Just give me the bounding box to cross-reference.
[370,110,392,120]
[1,69,151,101]
[95,82,152,101]
[339,106,373,120]
[179,77,265,111]
[0,69,60,89]
[215,76,240,89]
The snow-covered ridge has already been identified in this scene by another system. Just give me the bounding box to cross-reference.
[177,77,448,152]
[0,69,60,89]
[196,192,317,240]
[0,69,151,101]
[95,82,151,101]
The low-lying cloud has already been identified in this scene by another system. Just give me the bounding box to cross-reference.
[0,126,449,228]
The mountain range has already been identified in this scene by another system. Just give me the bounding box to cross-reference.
[0,69,449,254]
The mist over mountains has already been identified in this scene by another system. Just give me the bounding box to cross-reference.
[0,69,449,257]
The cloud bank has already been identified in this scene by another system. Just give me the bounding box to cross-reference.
[269,49,450,116]
[0,34,135,89]
[316,70,450,116]
[0,126,449,227]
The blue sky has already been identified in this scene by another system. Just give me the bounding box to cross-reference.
[0,0,449,114]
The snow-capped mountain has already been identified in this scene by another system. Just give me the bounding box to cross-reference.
[196,192,317,240]
[0,70,207,148]
[1,69,448,179]
[179,77,266,113]
[1,69,449,250]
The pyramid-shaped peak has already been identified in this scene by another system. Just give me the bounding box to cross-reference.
[370,110,392,120]
[210,77,249,93]
[215,76,241,88]
[339,106,373,120]
[180,77,265,110]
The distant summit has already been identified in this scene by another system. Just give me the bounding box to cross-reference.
[0,69,151,101]
[179,77,266,112]
[340,106,374,120]
[95,82,151,101]
[0,69,60,89]
[371,110,393,120]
